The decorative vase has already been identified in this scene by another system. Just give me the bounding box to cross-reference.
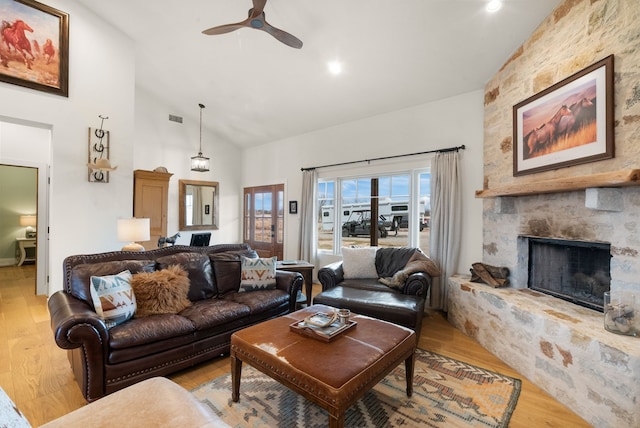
[604,291,637,337]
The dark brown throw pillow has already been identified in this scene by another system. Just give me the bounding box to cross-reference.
[69,259,155,308]
[130,265,192,317]
[156,253,216,301]
[209,249,258,295]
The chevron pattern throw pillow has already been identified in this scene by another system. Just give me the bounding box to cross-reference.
[240,256,277,292]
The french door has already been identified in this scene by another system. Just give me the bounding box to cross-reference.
[243,184,284,259]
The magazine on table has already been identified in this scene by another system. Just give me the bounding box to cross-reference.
[295,312,355,339]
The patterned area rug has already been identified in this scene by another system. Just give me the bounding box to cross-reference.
[192,348,521,427]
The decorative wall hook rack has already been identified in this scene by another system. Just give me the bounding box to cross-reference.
[87,115,116,182]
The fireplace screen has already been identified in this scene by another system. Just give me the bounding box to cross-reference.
[528,237,610,311]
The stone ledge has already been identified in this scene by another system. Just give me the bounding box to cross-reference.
[447,275,640,427]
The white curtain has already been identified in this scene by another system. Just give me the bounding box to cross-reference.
[429,151,462,311]
[192,186,203,225]
[298,169,317,264]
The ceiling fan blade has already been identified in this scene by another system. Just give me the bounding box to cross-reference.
[261,21,303,49]
[202,22,246,36]
[251,0,267,15]
[202,0,302,49]
[203,3,263,36]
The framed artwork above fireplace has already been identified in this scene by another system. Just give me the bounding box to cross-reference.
[512,55,614,176]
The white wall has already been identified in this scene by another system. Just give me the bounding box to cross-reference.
[242,90,484,275]
[0,1,135,294]
[132,88,243,245]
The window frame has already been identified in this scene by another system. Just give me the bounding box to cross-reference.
[316,163,430,255]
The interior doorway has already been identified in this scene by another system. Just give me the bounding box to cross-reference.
[243,184,284,259]
[0,118,51,295]
[0,163,48,294]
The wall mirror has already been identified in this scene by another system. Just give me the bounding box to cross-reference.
[179,179,219,231]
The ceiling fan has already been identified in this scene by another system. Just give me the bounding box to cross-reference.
[202,0,303,49]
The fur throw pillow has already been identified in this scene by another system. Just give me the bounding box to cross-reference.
[130,265,192,317]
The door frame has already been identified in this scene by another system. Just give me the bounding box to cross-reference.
[243,184,284,259]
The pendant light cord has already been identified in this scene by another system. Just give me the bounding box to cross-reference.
[198,103,205,155]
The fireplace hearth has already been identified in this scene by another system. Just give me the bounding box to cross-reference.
[525,236,611,311]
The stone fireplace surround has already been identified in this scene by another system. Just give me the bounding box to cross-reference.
[447,276,639,427]
[447,177,640,427]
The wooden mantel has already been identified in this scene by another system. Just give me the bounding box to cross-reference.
[475,169,640,198]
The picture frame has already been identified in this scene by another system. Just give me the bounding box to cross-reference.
[513,55,614,176]
[0,0,69,97]
[289,200,298,214]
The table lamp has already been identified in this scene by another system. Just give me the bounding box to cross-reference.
[19,215,37,238]
[117,218,150,251]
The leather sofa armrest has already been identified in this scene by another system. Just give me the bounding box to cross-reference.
[318,261,344,291]
[403,272,432,296]
[48,290,110,402]
[275,270,303,312]
[48,291,109,350]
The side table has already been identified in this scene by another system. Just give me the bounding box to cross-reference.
[276,260,314,306]
[16,238,36,266]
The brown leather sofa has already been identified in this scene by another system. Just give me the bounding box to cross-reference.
[48,244,302,402]
[315,247,437,337]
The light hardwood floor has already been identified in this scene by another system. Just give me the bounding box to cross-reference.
[0,265,591,427]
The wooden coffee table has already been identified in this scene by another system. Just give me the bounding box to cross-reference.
[230,304,416,428]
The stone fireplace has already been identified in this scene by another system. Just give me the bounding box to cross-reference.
[447,184,640,427]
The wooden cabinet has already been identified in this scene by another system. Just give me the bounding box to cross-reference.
[133,170,173,250]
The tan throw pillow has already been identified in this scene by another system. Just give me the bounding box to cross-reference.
[240,256,277,292]
[89,270,136,329]
[130,265,192,317]
[342,247,378,279]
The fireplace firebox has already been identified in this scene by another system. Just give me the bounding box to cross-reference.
[527,237,610,312]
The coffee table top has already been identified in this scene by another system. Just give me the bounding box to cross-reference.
[231,304,415,390]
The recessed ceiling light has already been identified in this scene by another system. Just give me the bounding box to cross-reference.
[328,61,343,75]
[486,0,502,13]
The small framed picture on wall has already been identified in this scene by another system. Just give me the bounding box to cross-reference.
[289,201,298,214]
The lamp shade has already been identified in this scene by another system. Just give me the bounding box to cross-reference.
[117,218,150,251]
[19,215,37,227]
[190,153,210,172]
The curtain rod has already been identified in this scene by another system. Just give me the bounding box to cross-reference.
[300,144,465,171]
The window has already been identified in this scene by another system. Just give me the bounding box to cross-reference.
[318,180,335,251]
[317,168,430,255]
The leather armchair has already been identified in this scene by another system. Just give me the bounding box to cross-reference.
[315,247,438,337]
[318,260,431,296]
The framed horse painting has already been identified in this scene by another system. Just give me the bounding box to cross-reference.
[0,0,69,96]
[512,55,614,176]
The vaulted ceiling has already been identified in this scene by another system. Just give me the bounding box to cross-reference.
[83,0,561,148]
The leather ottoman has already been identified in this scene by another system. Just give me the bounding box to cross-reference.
[230,304,416,428]
[313,285,425,336]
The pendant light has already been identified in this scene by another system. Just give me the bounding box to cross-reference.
[191,103,210,172]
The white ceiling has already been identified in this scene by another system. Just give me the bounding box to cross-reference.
[83,0,561,148]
